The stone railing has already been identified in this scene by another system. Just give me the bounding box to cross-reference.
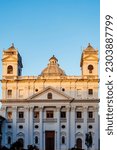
[43,118,57,123]
[33,118,40,123]
[75,118,84,123]
[87,118,95,123]
[17,118,25,123]
[60,118,67,122]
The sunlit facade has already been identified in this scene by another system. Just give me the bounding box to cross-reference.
[0,43,99,150]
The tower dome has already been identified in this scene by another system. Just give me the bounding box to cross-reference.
[41,55,66,76]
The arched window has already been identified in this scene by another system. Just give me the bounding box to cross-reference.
[62,136,65,144]
[47,93,52,99]
[7,65,13,74]
[35,136,38,144]
[7,136,11,144]
[88,65,94,73]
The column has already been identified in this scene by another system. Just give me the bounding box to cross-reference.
[66,107,70,149]
[39,107,43,150]
[56,107,60,150]
[43,131,45,150]
[29,107,34,145]
[24,107,29,149]
[83,107,88,150]
[70,106,76,148]
[12,106,17,143]
[94,107,99,150]
[55,131,57,150]
[1,107,7,146]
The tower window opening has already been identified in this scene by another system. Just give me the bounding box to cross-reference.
[88,65,94,73]
[7,65,13,74]
[35,89,38,92]
[7,90,12,98]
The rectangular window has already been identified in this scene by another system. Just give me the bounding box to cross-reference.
[76,111,82,118]
[19,89,23,98]
[34,112,39,118]
[7,112,12,120]
[88,111,93,118]
[77,89,81,96]
[60,112,66,118]
[18,112,24,119]
[88,89,93,95]
[7,90,12,98]
[46,111,53,118]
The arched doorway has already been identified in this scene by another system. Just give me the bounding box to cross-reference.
[18,138,24,148]
[76,138,82,149]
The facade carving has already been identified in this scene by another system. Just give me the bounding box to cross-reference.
[0,43,99,150]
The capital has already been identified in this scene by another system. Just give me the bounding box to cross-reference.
[71,106,76,111]
[39,106,44,111]
[66,107,71,111]
[25,107,30,110]
[83,107,87,111]
[29,106,34,111]
[12,106,17,111]
[94,106,99,112]
[55,107,61,112]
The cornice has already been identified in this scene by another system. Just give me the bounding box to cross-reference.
[1,98,100,104]
[0,78,99,83]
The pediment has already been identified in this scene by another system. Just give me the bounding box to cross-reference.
[83,55,98,61]
[28,86,72,100]
[75,132,83,137]
[2,56,17,62]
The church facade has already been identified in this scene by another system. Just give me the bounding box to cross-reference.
[0,43,99,150]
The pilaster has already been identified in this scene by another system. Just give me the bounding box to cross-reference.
[39,107,43,150]
[83,107,88,150]
[94,107,99,150]
[56,107,61,150]
[70,106,76,148]
[66,107,70,149]
[12,106,17,143]
[1,107,7,146]
[24,107,30,149]
[29,106,34,145]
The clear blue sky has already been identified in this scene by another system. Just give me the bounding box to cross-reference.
[0,0,100,98]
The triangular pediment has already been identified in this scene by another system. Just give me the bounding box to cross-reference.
[2,56,17,62]
[27,86,72,100]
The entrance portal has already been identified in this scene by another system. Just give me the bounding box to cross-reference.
[76,138,82,149]
[45,131,55,150]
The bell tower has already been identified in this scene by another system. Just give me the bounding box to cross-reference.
[2,43,23,79]
[80,43,99,78]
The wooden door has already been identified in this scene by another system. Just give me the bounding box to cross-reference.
[45,131,55,150]
[76,138,82,150]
